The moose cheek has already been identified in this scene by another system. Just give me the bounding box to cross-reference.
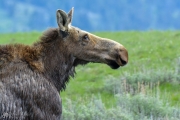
[81,41,88,46]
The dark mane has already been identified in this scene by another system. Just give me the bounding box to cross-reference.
[35,28,60,44]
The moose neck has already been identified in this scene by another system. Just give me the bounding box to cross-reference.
[35,29,76,92]
[43,43,75,91]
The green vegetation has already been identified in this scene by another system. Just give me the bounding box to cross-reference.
[1,31,180,119]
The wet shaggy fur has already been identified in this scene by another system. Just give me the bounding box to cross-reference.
[0,28,82,120]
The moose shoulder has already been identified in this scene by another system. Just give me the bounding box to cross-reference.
[0,8,128,120]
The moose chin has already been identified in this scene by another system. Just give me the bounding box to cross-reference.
[0,7,128,120]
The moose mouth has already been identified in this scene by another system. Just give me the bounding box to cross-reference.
[105,59,120,69]
[105,57,127,69]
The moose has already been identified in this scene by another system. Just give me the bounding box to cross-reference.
[0,8,128,120]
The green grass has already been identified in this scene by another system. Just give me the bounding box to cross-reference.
[159,83,180,106]
[1,30,180,108]
[0,31,39,44]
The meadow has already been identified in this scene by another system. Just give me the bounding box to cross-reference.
[1,31,180,119]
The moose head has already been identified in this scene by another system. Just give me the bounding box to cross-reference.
[56,8,128,69]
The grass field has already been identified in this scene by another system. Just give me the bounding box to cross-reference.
[1,30,180,119]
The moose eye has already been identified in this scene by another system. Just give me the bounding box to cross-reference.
[83,35,89,40]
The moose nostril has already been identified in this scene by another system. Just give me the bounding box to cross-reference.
[120,57,127,65]
[118,47,128,65]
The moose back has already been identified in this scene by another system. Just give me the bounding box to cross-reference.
[0,8,128,120]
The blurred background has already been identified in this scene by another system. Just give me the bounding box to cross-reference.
[1,1,180,119]
[1,0,180,33]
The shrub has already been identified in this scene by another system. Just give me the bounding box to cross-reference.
[116,93,176,119]
[61,93,180,120]
[62,58,180,120]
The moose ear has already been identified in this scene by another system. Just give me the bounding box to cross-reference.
[56,9,68,31]
[56,8,74,32]
[67,7,74,25]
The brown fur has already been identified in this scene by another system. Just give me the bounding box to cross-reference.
[0,8,128,120]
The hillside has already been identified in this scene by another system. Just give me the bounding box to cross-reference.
[1,0,180,32]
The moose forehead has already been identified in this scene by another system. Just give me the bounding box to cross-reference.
[69,26,88,35]
[64,26,91,40]
[64,26,118,49]
[70,26,80,32]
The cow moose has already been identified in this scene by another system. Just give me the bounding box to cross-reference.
[0,8,128,120]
